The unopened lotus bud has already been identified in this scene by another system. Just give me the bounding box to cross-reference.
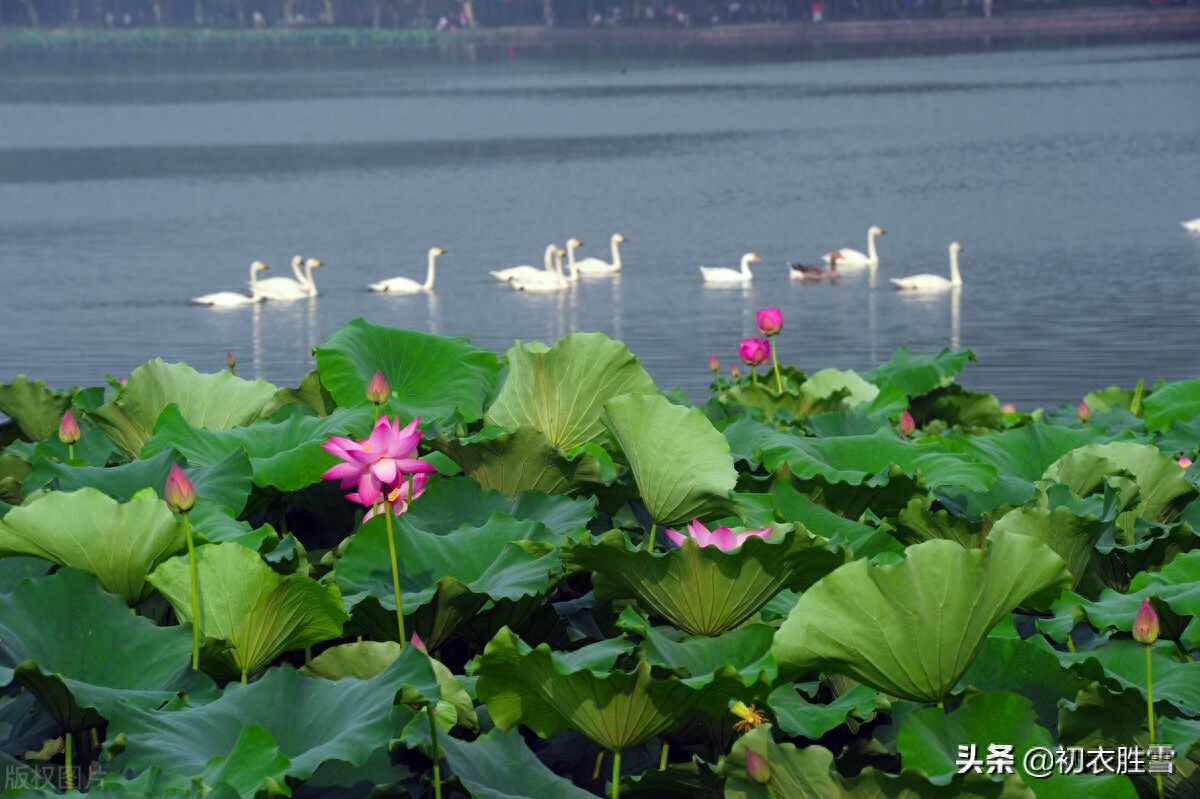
[366,370,390,405]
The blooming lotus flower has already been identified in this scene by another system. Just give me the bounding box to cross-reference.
[898,410,915,438]
[322,415,436,507]
[709,354,720,374]
[756,307,783,337]
[355,473,429,518]
[738,338,770,367]
[366,370,390,405]
[165,463,196,513]
[1133,598,1159,645]
[664,519,772,551]
[745,749,771,784]
[58,411,80,445]
[1077,400,1091,422]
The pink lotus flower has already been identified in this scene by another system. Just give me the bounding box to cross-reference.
[663,519,772,551]
[709,354,720,374]
[756,307,783,337]
[1179,457,1193,468]
[226,352,236,371]
[410,632,429,654]
[1133,597,1159,645]
[730,365,740,379]
[738,338,770,367]
[898,410,915,438]
[1077,400,1091,422]
[366,370,390,405]
[58,411,81,445]
[746,749,771,784]
[355,473,429,518]
[322,415,436,507]
[165,463,196,513]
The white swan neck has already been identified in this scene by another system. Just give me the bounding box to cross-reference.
[544,245,557,272]
[741,256,753,275]
[867,230,878,262]
[610,236,622,268]
[424,251,437,291]
[249,263,263,300]
[949,246,962,286]
[291,258,307,283]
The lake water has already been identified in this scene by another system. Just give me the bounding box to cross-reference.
[2,40,1199,410]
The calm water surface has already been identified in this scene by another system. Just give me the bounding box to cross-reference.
[2,42,1199,409]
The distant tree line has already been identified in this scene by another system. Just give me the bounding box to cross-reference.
[0,0,1137,30]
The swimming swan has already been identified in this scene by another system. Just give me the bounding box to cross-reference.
[512,248,574,292]
[890,242,963,291]
[701,252,760,284]
[573,233,626,275]
[491,244,558,282]
[257,255,322,300]
[823,225,885,267]
[193,260,268,306]
[790,250,842,281]
[369,247,446,293]
[1183,218,1200,234]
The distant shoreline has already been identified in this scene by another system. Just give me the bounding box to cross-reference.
[1,7,1197,53]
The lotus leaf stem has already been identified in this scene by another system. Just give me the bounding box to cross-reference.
[183,512,200,671]
[611,749,621,799]
[385,487,406,645]
[592,750,604,780]
[429,704,443,799]
[1146,645,1163,799]
[647,523,657,551]
[770,340,782,394]
[659,742,668,770]
[64,732,73,790]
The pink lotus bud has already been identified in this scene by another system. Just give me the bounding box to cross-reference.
[118,377,127,385]
[756,307,783,337]
[226,352,236,371]
[738,338,771,367]
[1133,598,1159,645]
[1001,403,1017,413]
[410,632,428,654]
[165,463,196,513]
[1077,401,1091,422]
[1180,457,1193,468]
[745,749,771,784]
[730,365,740,379]
[709,354,720,374]
[58,411,81,445]
[366,370,390,405]
[898,410,915,438]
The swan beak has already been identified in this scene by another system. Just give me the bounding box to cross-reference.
[750,253,761,262]
[436,247,446,255]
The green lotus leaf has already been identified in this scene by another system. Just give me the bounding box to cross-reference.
[486,332,657,452]
[863,348,976,398]
[436,725,599,799]
[1143,377,1200,433]
[602,392,738,527]
[990,505,1110,596]
[960,637,1089,732]
[615,606,775,683]
[948,424,1109,482]
[0,555,49,592]
[107,646,437,782]
[397,476,595,539]
[89,359,279,457]
[757,428,996,495]
[910,384,1005,431]
[314,317,498,424]
[263,369,336,418]
[435,424,607,496]
[772,531,1072,702]
[332,513,560,648]
[0,376,73,442]
[148,542,348,680]
[564,527,844,636]
[766,681,883,741]
[723,724,1031,799]
[1044,442,1196,522]
[723,381,837,422]
[768,474,904,559]
[801,368,881,407]
[143,403,375,492]
[475,627,745,753]
[0,487,186,604]
[893,494,988,549]
[194,724,291,799]
[898,691,1137,796]
[1057,640,1200,715]
[0,569,216,731]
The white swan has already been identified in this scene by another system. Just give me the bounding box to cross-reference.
[491,244,559,282]
[573,233,626,275]
[1183,218,1200,234]
[563,238,583,281]
[369,247,446,293]
[512,248,574,292]
[194,260,268,306]
[823,225,885,267]
[890,242,964,291]
[257,255,322,300]
[700,252,760,284]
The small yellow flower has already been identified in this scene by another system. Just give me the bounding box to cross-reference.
[730,701,768,734]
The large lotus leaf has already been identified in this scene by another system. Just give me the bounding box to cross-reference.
[898,691,1137,797]
[1143,377,1200,433]
[263,369,337,418]
[910,384,1004,431]
[0,487,186,604]
[314,317,498,424]
[333,513,560,647]
[772,531,1072,702]
[148,542,348,680]
[723,381,837,422]
[769,475,904,559]
[723,724,1032,799]
[757,428,996,495]
[960,637,1089,732]
[397,476,595,539]
[892,494,987,549]
[0,569,216,731]
[0,555,49,592]
[801,368,881,407]
[143,403,375,492]
[564,528,843,636]
[0,377,73,442]
[475,627,747,753]
[1044,442,1196,522]
[863,348,976,398]
[990,505,1110,597]
[603,393,738,527]
[435,424,607,496]
[107,646,437,782]
[437,725,598,799]
[616,607,775,683]
[89,359,279,457]
[767,681,883,741]
[485,332,657,452]
[1055,639,1200,715]
[948,425,1109,483]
